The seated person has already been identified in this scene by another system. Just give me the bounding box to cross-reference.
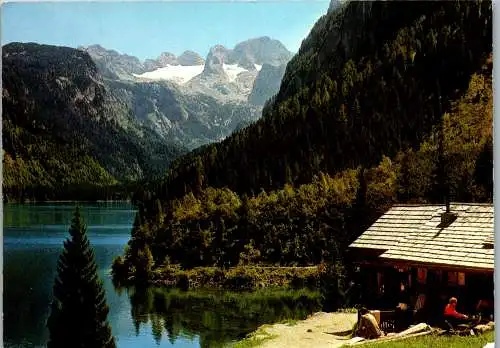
[356,307,383,339]
[444,297,469,327]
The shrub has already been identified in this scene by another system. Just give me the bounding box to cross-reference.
[111,255,127,281]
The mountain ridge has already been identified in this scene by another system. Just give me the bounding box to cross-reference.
[2,42,187,201]
[79,36,291,81]
[80,36,294,149]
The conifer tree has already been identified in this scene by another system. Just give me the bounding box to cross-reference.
[47,207,116,348]
[123,212,154,284]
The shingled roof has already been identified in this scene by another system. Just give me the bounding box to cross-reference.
[349,203,494,271]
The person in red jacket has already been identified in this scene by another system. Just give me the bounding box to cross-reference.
[444,297,468,319]
[444,297,469,327]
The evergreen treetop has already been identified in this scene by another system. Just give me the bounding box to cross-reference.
[47,206,116,348]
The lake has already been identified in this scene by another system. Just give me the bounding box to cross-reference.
[4,202,322,348]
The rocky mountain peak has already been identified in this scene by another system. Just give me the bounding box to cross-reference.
[178,50,205,66]
[202,45,230,76]
[157,52,178,66]
[231,36,292,67]
[79,44,145,79]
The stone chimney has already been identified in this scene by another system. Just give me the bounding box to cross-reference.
[440,200,457,227]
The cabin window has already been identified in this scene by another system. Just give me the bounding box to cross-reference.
[448,271,458,285]
[458,272,465,286]
[417,268,427,284]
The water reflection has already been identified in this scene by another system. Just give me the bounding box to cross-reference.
[5,203,324,348]
[123,287,323,348]
[3,202,136,228]
[3,202,137,348]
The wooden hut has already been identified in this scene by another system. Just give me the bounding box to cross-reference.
[348,203,493,321]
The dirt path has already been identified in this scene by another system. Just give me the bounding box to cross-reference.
[251,312,358,348]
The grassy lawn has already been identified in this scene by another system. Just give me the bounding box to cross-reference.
[359,330,494,348]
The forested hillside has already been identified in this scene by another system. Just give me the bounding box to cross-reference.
[114,1,492,280]
[115,60,492,275]
[149,1,491,202]
[2,43,186,201]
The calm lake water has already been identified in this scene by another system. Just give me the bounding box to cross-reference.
[4,203,322,348]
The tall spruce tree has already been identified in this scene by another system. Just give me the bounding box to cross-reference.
[47,207,116,348]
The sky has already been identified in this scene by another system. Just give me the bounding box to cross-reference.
[2,1,330,61]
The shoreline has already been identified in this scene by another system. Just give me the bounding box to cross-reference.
[113,265,324,291]
[233,311,358,348]
[4,199,133,204]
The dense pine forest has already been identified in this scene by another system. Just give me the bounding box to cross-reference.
[148,1,491,201]
[2,43,186,202]
[115,62,492,275]
[113,0,492,283]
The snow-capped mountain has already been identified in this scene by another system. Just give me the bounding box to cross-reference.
[80,36,292,149]
[182,37,291,103]
[132,62,264,86]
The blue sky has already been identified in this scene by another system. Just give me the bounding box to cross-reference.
[2,1,330,60]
